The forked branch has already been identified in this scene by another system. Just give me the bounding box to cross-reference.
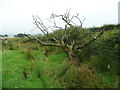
[23,34,62,47]
[76,30,104,52]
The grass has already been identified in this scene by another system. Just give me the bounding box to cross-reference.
[2,42,119,88]
[2,50,63,88]
[95,72,118,88]
[47,53,67,63]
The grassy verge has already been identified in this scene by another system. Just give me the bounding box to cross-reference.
[2,50,64,88]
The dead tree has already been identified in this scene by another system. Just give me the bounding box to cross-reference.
[23,10,104,66]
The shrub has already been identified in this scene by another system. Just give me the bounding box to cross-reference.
[61,64,102,88]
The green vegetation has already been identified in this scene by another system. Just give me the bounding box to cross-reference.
[2,24,120,88]
[0,40,2,89]
[2,49,64,88]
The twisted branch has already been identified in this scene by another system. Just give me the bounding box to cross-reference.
[76,30,104,52]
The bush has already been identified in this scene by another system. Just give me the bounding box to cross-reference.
[61,64,103,88]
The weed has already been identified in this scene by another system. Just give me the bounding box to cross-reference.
[25,47,35,60]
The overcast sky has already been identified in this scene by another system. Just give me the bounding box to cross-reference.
[0,0,119,35]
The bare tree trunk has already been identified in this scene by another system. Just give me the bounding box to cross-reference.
[65,48,80,66]
[68,52,80,66]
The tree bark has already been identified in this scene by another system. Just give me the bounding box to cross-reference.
[65,48,80,66]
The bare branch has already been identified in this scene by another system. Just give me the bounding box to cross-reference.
[61,15,74,27]
[52,18,63,30]
[23,34,62,47]
[76,30,104,51]
[31,27,38,31]
[61,34,68,45]
[32,15,49,36]
[51,37,61,45]
[47,18,63,30]
[50,10,85,28]
[50,13,74,27]
[69,40,75,50]
[74,14,86,28]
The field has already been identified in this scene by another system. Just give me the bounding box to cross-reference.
[1,26,120,88]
